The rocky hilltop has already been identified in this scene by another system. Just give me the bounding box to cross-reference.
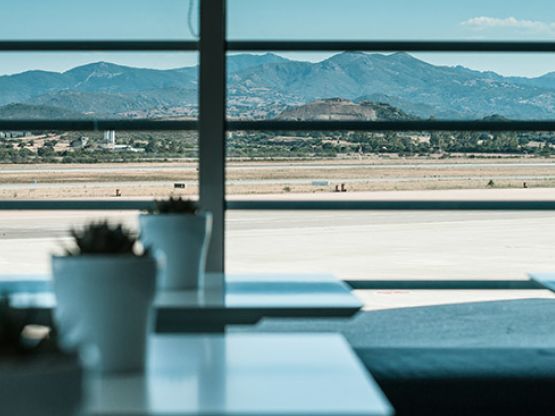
[277,98,415,121]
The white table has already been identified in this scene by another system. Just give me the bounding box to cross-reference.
[157,273,362,331]
[7,273,363,332]
[84,333,393,416]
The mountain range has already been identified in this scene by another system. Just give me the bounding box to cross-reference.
[3,52,555,120]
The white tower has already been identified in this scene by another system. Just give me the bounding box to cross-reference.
[104,130,116,148]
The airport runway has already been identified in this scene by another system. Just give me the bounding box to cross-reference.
[1,207,554,282]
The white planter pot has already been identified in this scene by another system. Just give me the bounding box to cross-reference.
[139,213,212,290]
[52,255,157,373]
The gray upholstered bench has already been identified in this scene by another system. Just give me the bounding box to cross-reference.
[357,347,555,415]
[241,298,555,415]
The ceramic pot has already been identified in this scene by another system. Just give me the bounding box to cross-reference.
[52,255,156,373]
[139,213,212,290]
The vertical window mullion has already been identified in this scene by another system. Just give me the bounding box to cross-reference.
[199,0,227,273]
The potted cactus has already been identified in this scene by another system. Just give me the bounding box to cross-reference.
[0,295,82,415]
[52,222,157,373]
[139,197,212,290]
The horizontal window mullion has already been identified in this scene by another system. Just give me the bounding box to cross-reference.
[227,40,555,53]
[0,120,197,131]
[0,40,198,52]
[227,120,555,132]
[3,41,554,53]
[226,200,555,211]
[3,200,555,211]
[0,200,156,210]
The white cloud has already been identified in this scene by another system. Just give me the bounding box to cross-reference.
[461,16,555,35]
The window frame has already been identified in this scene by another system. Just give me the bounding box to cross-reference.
[1,2,555,288]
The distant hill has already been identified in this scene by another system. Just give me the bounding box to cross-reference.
[0,54,294,118]
[0,103,85,120]
[62,62,198,94]
[277,98,415,121]
[3,52,555,119]
[509,72,555,91]
[30,88,197,115]
[226,53,291,73]
[229,52,555,119]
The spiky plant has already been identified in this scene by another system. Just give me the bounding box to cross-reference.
[66,221,140,256]
[149,197,199,215]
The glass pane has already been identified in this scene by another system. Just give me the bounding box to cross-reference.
[226,52,555,120]
[0,0,197,40]
[0,49,199,279]
[226,210,555,281]
[229,0,555,42]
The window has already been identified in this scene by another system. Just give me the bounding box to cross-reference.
[2,1,555,307]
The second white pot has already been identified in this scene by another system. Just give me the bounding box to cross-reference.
[139,212,212,290]
[52,255,157,373]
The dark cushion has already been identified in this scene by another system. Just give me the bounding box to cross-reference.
[241,298,555,414]
[356,347,555,415]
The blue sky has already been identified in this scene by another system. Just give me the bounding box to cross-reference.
[1,0,555,76]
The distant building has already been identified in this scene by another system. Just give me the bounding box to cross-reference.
[104,131,116,148]
[7,131,31,138]
[0,131,27,139]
